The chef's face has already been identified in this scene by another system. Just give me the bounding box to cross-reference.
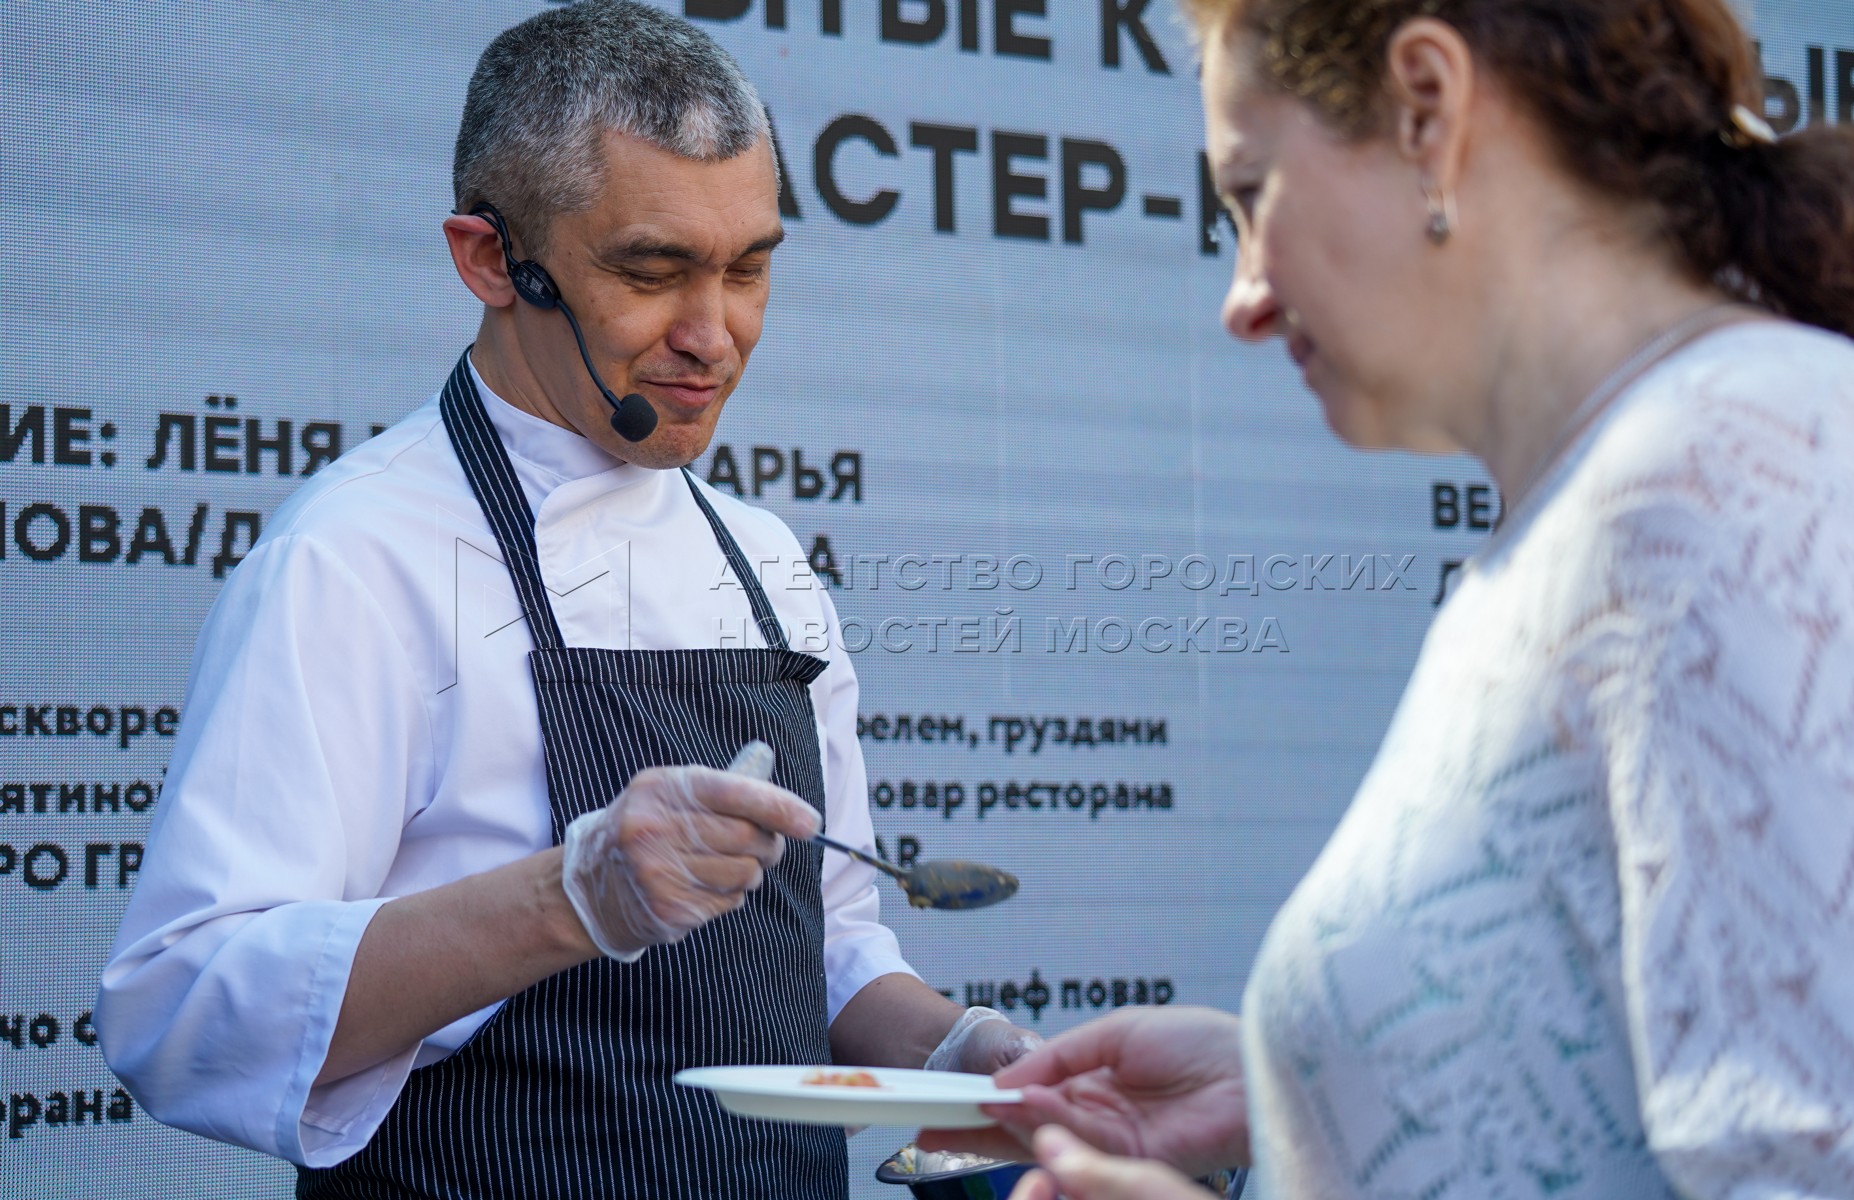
[1202,29,1463,452]
[516,131,783,469]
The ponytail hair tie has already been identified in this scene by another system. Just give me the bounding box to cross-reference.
[1726,103,1778,148]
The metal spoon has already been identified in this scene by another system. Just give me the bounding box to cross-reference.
[726,741,1020,911]
[810,831,1019,911]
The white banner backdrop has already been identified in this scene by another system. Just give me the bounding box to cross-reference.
[2,1,1849,1195]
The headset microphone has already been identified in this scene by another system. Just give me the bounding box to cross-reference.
[470,203,659,444]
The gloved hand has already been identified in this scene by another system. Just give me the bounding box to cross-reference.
[562,755,821,960]
[925,1006,1044,1075]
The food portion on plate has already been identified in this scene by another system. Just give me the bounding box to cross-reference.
[800,1068,886,1088]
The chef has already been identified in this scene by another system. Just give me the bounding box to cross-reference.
[94,3,1034,1196]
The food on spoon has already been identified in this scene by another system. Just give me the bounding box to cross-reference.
[884,1144,1011,1176]
[800,1068,884,1088]
[902,862,1020,910]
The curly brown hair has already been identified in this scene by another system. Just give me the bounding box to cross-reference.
[1187,0,1854,337]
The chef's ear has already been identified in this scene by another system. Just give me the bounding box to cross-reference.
[442,213,518,309]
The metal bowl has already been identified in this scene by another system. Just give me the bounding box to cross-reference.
[875,1144,1033,1199]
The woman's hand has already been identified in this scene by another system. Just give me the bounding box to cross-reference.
[1006,1126,1219,1200]
[919,1005,1250,1178]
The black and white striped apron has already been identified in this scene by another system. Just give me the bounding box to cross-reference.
[297,354,847,1199]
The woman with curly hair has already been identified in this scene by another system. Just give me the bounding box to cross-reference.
[929,1,1854,1196]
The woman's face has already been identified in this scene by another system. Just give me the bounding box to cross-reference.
[1202,30,1468,453]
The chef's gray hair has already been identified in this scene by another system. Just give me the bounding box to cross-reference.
[453,0,772,256]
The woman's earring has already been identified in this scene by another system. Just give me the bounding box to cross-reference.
[1423,183,1457,246]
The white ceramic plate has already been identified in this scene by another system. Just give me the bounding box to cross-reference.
[674,1065,1021,1129]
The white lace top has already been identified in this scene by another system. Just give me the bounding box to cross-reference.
[1243,321,1854,1200]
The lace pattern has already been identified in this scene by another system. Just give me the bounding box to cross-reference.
[1243,324,1854,1200]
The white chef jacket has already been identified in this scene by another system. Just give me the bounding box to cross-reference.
[95,359,916,1168]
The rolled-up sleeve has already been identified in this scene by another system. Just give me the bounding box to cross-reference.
[96,534,434,1166]
[811,587,919,1022]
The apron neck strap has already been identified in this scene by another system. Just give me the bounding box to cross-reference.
[440,353,567,652]
[680,469,792,653]
[440,351,798,656]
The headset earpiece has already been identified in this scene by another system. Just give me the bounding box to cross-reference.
[461,201,659,444]
[471,203,561,309]
[507,261,560,310]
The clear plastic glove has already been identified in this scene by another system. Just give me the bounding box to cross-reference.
[925,1006,1044,1075]
[1007,1127,1217,1200]
[561,754,821,960]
